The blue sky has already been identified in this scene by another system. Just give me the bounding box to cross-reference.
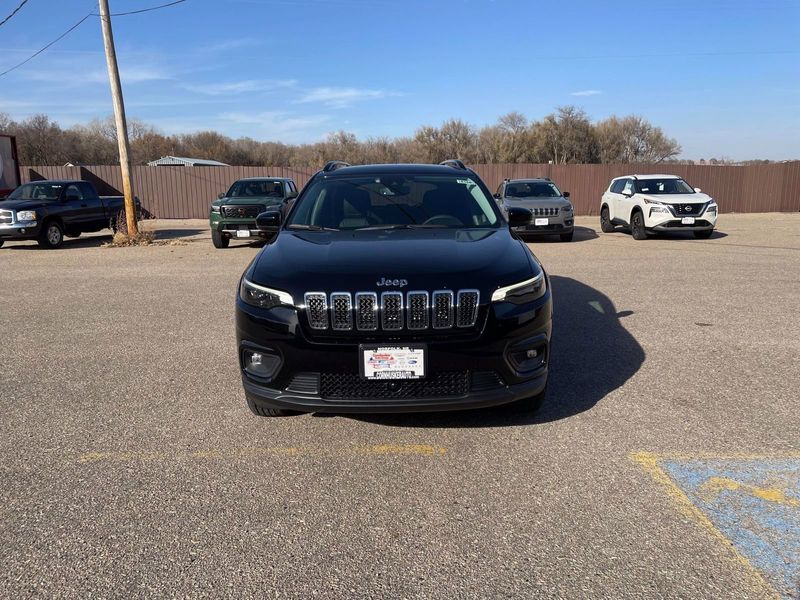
[1,0,798,160]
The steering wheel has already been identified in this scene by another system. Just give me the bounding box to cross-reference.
[422,214,462,226]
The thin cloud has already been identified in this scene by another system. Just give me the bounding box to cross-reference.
[570,89,603,97]
[297,86,399,108]
[216,110,331,141]
[185,79,297,96]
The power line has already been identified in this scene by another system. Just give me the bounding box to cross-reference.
[0,13,92,77]
[0,0,31,28]
[99,0,186,16]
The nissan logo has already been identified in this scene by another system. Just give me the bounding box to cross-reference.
[685,205,692,212]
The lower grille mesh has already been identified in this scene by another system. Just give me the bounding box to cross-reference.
[320,371,469,400]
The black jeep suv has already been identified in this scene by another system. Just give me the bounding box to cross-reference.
[235,160,552,416]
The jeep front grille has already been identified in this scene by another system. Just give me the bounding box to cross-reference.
[304,289,481,332]
[531,207,559,217]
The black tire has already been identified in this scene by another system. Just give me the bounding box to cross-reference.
[694,229,713,239]
[246,396,294,417]
[600,206,614,233]
[559,231,574,242]
[0,240,4,248]
[37,220,64,249]
[511,387,547,413]
[630,210,648,240]
[211,228,229,249]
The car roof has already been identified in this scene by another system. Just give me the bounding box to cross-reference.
[612,174,681,181]
[321,163,474,177]
[506,178,553,183]
[233,177,293,182]
[23,180,80,185]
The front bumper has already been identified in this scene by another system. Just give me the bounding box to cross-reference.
[0,221,41,240]
[645,205,718,231]
[210,216,270,240]
[514,216,574,235]
[236,291,552,413]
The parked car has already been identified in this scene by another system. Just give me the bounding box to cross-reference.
[209,177,299,248]
[236,160,551,417]
[600,174,718,240]
[494,178,574,242]
[0,180,140,249]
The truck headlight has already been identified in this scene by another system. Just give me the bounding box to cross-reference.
[240,279,294,309]
[17,210,37,222]
[491,272,546,303]
[210,204,221,214]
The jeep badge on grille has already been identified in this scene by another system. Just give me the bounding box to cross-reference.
[376,277,408,288]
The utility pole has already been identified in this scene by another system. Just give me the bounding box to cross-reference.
[98,0,138,236]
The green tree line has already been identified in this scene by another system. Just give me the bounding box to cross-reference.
[0,106,684,167]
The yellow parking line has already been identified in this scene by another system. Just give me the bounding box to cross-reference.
[77,444,447,463]
[631,451,781,600]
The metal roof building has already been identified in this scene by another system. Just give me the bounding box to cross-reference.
[147,155,229,167]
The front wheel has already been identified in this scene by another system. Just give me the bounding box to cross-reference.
[211,228,229,248]
[694,229,713,239]
[600,206,615,233]
[38,221,64,249]
[631,211,647,240]
[559,231,574,242]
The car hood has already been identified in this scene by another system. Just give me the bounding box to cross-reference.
[248,228,539,300]
[503,196,571,209]
[638,193,711,204]
[217,197,284,206]
[0,199,48,211]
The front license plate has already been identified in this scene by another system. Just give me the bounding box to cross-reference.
[360,345,426,380]
[682,217,696,225]
[534,218,549,226]
[236,230,251,238]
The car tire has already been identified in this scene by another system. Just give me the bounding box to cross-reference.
[212,228,229,248]
[694,230,713,239]
[246,397,294,417]
[631,210,647,240]
[0,240,4,248]
[600,206,614,233]
[559,231,574,242]
[38,220,64,249]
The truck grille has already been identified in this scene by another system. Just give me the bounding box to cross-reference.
[531,207,559,216]
[0,209,13,224]
[320,371,470,400]
[221,205,264,218]
[669,203,706,216]
[303,289,481,332]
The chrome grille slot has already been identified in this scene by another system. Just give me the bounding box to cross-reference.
[406,291,429,330]
[432,291,454,329]
[0,209,13,224]
[355,292,378,331]
[381,292,403,330]
[456,290,479,328]
[330,292,353,331]
[531,207,558,217]
[304,292,328,330]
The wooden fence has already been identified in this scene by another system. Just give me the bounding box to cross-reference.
[20,162,800,219]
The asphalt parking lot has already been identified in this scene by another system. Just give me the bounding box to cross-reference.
[1,214,798,599]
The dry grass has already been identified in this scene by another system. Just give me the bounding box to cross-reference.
[103,231,156,247]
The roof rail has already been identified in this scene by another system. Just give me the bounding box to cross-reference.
[322,160,351,172]
[439,159,467,170]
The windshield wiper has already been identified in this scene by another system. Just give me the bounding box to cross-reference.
[353,223,451,231]
[287,224,340,231]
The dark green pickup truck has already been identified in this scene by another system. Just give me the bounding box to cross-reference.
[209,177,298,248]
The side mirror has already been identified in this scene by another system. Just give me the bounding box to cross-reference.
[622,191,633,197]
[218,192,225,200]
[256,210,282,231]
[562,191,570,198]
[694,187,702,193]
[507,206,532,227]
[493,193,501,199]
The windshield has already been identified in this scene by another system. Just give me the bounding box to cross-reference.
[635,178,695,194]
[505,181,562,198]
[226,180,284,199]
[287,175,500,230]
[8,183,64,201]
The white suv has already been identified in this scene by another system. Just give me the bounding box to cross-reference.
[600,174,718,240]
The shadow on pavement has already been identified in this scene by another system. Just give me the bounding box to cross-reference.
[524,226,598,244]
[345,275,645,428]
[150,228,206,240]
[2,235,112,250]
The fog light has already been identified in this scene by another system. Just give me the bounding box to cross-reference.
[526,349,538,358]
[509,344,547,373]
[243,349,280,379]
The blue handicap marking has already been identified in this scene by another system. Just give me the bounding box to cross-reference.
[660,457,800,599]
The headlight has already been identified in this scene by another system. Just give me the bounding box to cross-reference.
[561,204,573,212]
[211,204,221,213]
[642,198,666,205]
[17,210,37,221]
[239,278,294,309]
[649,206,670,214]
[707,200,717,212]
[491,272,546,303]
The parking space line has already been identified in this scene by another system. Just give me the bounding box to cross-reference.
[77,444,447,463]
[633,452,800,599]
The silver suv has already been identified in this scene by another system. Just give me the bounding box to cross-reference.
[494,178,575,242]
